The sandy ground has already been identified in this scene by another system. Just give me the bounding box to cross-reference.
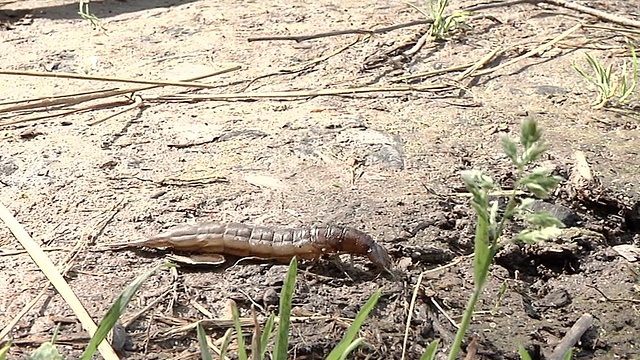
[1,0,639,359]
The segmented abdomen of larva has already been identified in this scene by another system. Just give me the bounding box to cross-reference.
[137,222,389,267]
[144,222,311,259]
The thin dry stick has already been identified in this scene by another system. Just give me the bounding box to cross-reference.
[145,83,451,102]
[244,35,368,91]
[430,298,459,329]
[88,95,143,126]
[0,201,119,359]
[122,288,172,328]
[465,0,640,28]
[473,22,583,77]
[0,201,124,347]
[0,210,116,342]
[0,88,119,107]
[206,333,232,360]
[582,23,640,36]
[455,47,503,81]
[0,286,50,342]
[0,66,241,92]
[401,271,424,360]
[247,19,432,42]
[392,62,476,82]
[549,313,594,360]
[0,99,133,127]
[0,247,67,256]
[0,66,241,114]
[542,0,640,28]
[463,0,531,12]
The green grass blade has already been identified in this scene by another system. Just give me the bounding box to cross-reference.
[250,306,261,360]
[0,342,10,360]
[518,346,533,360]
[336,338,366,360]
[420,339,440,360]
[79,263,174,360]
[231,303,248,360]
[197,322,213,360]
[219,328,233,360]
[326,291,381,360]
[273,257,298,360]
[259,314,276,358]
[562,348,573,360]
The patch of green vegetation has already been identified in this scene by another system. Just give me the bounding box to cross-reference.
[78,0,103,30]
[6,258,380,360]
[420,119,566,360]
[407,0,469,40]
[203,257,381,360]
[574,44,638,109]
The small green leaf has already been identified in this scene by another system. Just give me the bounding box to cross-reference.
[514,227,563,243]
[326,291,381,360]
[521,170,562,198]
[473,213,492,290]
[28,343,64,360]
[488,200,499,227]
[562,348,573,360]
[273,257,298,360]
[197,322,213,360]
[501,136,519,166]
[518,346,533,360]
[420,339,440,360]
[522,143,548,164]
[520,119,542,150]
[80,263,175,360]
[516,198,536,212]
[525,211,565,229]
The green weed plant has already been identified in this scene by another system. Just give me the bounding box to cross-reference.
[421,119,566,360]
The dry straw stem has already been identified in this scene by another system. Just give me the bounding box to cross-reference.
[0,66,241,128]
[144,83,451,102]
[0,65,241,114]
[88,95,143,126]
[0,201,119,359]
[542,0,640,28]
[455,47,504,81]
[400,255,472,360]
[392,23,571,85]
[583,24,640,36]
[0,202,121,344]
[0,99,133,127]
[244,35,367,91]
[391,62,476,82]
[473,22,583,77]
[0,66,241,89]
[465,0,640,28]
[247,19,432,42]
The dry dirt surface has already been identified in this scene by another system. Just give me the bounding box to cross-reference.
[1,0,639,359]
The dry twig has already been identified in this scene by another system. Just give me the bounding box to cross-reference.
[0,67,241,89]
[247,20,431,42]
[0,201,119,359]
[549,313,594,360]
[144,83,451,102]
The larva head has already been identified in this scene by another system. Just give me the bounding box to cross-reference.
[367,242,393,272]
[338,228,392,271]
